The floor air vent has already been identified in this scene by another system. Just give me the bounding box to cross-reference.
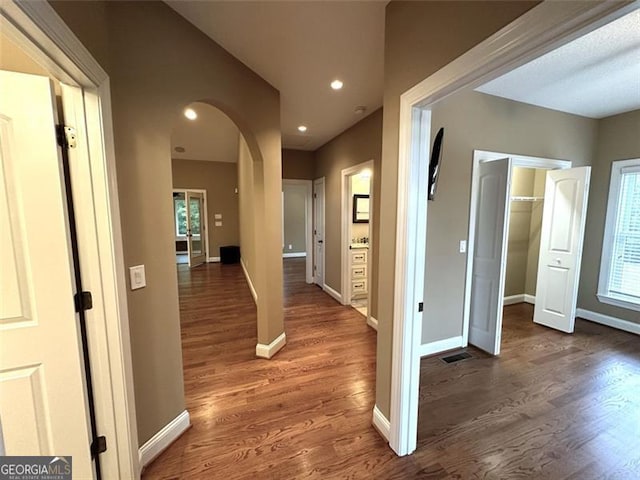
[441,352,472,364]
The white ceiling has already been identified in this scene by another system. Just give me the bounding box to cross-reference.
[171,102,239,162]
[166,1,386,151]
[476,8,640,119]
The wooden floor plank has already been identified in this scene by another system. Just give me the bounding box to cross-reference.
[143,260,639,479]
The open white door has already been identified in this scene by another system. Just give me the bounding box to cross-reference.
[469,158,512,355]
[186,191,206,267]
[313,178,325,286]
[534,167,591,332]
[0,71,94,475]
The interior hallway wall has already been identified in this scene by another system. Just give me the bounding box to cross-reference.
[282,184,308,255]
[315,108,382,319]
[171,159,240,259]
[51,0,284,445]
[282,149,316,180]
[377,0,539,417]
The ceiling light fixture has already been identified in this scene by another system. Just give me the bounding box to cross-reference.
[174,146,186,153]
[359,168,372,179]
[184,108,197,120]
[330,79,344,90]
[297,125,308,133]
[354,106,367,115]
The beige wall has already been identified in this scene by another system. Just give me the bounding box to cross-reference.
[578,109,640,325]
[51,0,284,445]
[315,108,382,318]
[171,159,240,259]
[377,0,538,416]
[283,184,307,254]
[525,169,546,296]
[421,89,597,345]
[238,137,257,284]
[505,168,535,297]
[282,149,316,180]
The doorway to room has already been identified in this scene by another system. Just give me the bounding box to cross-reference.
[173,189,208,267]
[465,151,590,355]
[341,161,374,320]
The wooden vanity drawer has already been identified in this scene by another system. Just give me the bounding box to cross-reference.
[352,279,368,294]
[352,265,367,278]
[351,250,367,264]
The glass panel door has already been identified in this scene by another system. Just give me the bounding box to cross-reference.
[186,191,206,267]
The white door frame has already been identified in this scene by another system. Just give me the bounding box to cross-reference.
[1,1,138,477]
[313,177,326,287]
[282,179,313,283]
[389,0,636,457]
[463,151,572,350]
[341,161,374,311]
[173,188,210,262]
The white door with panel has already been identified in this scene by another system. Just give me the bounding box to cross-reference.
[534,167,591,332]
[313,178,325,286]
[469,158,512,355]
[0,70,93,475]
[186,191,206,267]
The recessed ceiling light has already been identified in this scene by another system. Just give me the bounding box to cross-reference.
[174,146,186,153]
[184,108,197,120]
[360,168,372,178]
[297,125,308,132]
[330,79,344,90]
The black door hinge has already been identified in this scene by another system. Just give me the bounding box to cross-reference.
[56,125,77,149]
[75,291,93,312]
[418,302,424,312]
[91,436,107,458]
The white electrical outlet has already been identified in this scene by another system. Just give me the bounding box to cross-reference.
[459,240,467,253]
[129,265,146,290]
[288,244,292,250]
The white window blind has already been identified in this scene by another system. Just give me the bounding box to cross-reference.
[599,159,640,311]
[608,168,640,300]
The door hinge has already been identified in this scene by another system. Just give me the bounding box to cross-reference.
[91,436,107,458]
[56,125,77,149]
[75,291,93,312]
[418,302,424,312]
[313,193,317,198]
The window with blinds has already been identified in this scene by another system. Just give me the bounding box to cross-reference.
[598,159,640,311]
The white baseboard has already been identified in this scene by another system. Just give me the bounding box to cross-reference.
[367,316,378,331]
[323,284,342,304]
[283,252,306,258]
[418,335,464,357]
[576,308,640,335]
[371,405,390,441]
[207,256,220,263]
[240,257,257,304]
[503,294,535,305]
[256,332,287,359]
[504,294,525,305]
[139,409,190,470]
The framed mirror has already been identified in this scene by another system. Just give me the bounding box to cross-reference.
[353,194,370,223]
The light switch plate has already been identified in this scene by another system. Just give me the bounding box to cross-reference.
[214,213,222,220]
[129,265,146,290]
[459,240,467,253]
[215,221,222,227]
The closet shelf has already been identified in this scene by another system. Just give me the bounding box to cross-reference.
[510,196,544,202]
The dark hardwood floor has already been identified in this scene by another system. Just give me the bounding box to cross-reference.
[143,258,639,479]
[416,303,640,479]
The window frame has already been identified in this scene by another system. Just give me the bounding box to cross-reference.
[597,157,640,312]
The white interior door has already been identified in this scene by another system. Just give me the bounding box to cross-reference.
[469,158,512,355]
[534,167,591,332]
[186,191,206,267]
[313,178,325,286]
[0,70,93,474]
